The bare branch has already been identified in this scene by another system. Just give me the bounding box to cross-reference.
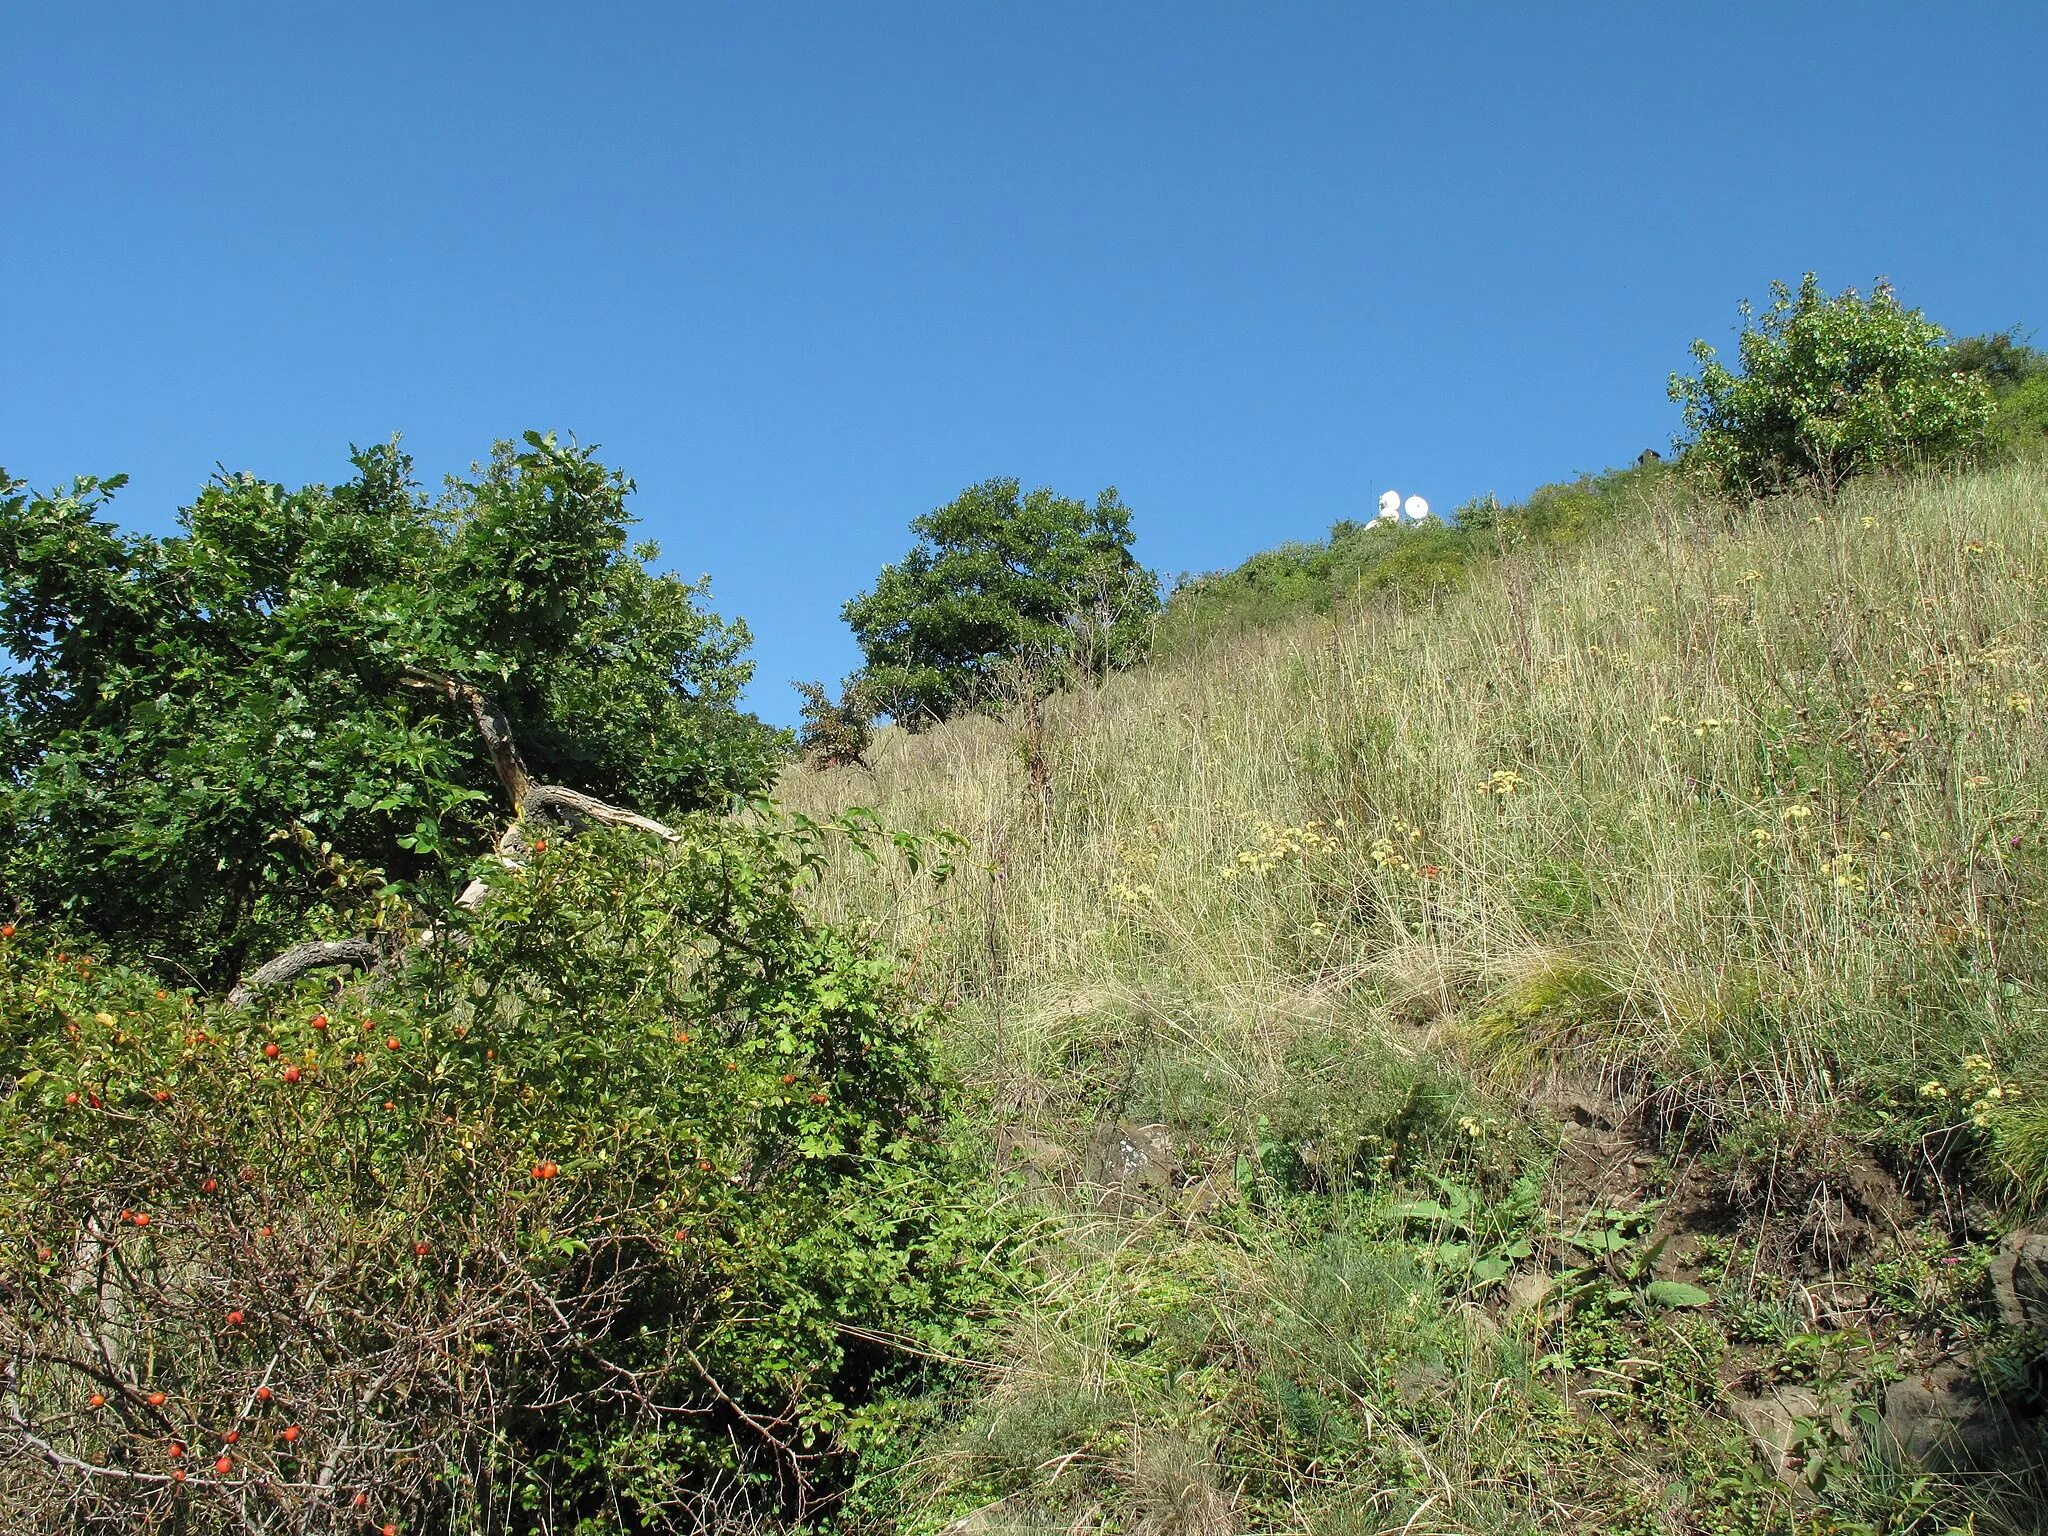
[226,938,382,1010]
[401,666,532,810]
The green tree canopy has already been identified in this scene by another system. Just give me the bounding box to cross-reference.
[0,432,781,983]
[1668,274,1994,498]
[842,477,1157,725]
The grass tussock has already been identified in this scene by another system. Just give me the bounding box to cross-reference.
[785,459,2048,1535]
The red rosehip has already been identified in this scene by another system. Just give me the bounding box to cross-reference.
[222,1429,238,1444]
[282,1066,300,1083]
[386,1037,400,1052]
[533,839,547,850]
[281,1424,300,1443]
[1,923,14,937]
[88,1394,105,1408]
[172,1468,186,1483]
[310,1014,328,1030]
[65,1092,79,1105]
[216,1455,232,1475]
[263,1042,280,1059]
[226,1310,244,1326]
[133,1212,151,1228]
[167,1442,184,1458]
[147,1391,166,1406]
[255,1386,271,1401]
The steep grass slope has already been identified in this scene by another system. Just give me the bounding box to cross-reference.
[785,460,2048,1536]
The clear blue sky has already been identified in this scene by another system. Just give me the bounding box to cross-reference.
[7,3,2043,724]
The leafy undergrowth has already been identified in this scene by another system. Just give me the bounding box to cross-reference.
[782,458,2048,1535]
[0,820,1014,1534]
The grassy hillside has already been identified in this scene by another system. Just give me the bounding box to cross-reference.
[782,458,2048,1535]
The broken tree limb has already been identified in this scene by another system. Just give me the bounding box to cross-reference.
[520,784,680,842]
[227,937,383,1010]
[401,667,533,809]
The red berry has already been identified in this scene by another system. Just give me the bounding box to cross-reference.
[36,1247,52,1262]
[172,1468,186,1482]
[204,1179,217,1193]
[226,1310,244,1326]
[65,1092,79,1105]
[258,1226,272,1237]
[255,1386,271,1401]
[353,1492,368,1507]
[264,1042,280,1058]
[216,1455,232,1475]
[168,1442,184,1458]
[310,1014,328,1030]
[281,1424,300,1443]
[533,839,547,851]
[1,923,13,937]
[153,1089,171,1102]
[133,1212,150,1228]
[384,1525,398,1536]
[282,1066,300,1083]
[414,1241,431,1257]
[148,1391,166,1406]
[223,1429,238,1444]
[89,1394,105,1408]
[386,1037,400,1051]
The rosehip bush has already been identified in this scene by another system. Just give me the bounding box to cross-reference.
[0,814,1011,1534]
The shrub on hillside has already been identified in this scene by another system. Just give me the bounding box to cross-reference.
[0,817,1007,1534]
[842,478,1158,726]
[1668,273,1994,498]
[793,677,879,771]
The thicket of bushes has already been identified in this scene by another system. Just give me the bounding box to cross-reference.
[0,817,1013,1533]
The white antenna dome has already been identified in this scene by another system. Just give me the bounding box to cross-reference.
[1377,490,1401,521]
[1403,495,1430,523]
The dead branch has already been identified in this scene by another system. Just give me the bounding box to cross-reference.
[225,938,383,1010]
[519,784,679,842]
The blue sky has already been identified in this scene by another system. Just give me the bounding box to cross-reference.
[7,3,2043,724]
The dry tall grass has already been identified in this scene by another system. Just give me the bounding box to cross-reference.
[787,460,2045,1129]
[782,459,2048,1535]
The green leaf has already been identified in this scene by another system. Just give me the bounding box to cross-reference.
[1644,1280,1712,1309]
